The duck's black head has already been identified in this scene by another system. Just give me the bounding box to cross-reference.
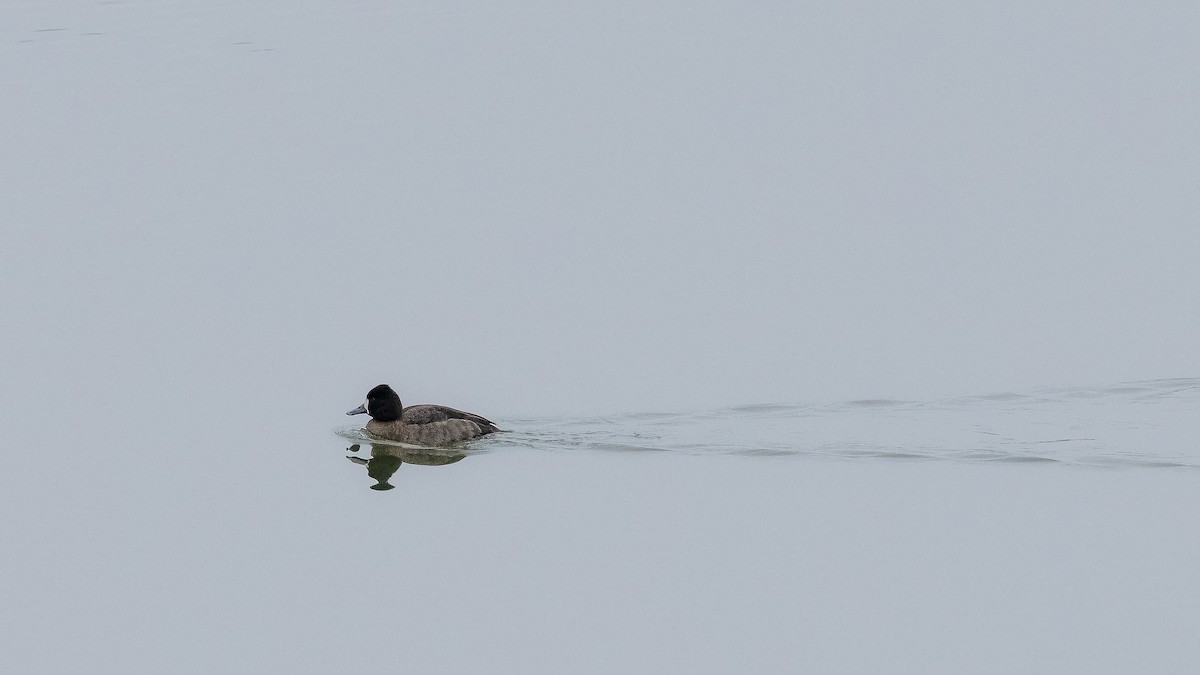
[346,384,403,421]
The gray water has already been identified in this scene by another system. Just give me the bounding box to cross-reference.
[8,380,1200,673]
[337,378,1200,496]
[482,378,1200,467]
[5,2,1200,672]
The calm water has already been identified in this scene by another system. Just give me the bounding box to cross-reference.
[6,377,1199,672]
[5,2,1200,672]
[340,378,1200,493]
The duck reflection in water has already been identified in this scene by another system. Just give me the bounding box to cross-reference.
[346,443,467,491]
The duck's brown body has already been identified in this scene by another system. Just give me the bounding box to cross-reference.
[365,405,500,445]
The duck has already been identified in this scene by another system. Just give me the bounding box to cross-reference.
[347,384,500,445]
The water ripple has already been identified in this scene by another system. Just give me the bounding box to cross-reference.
[484,379,1200,468]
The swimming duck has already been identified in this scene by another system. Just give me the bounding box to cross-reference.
[347,384,500,445]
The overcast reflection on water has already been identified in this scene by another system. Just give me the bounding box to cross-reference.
[4,1,1200,673]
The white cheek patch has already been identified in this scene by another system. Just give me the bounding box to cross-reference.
[364,398,371,416]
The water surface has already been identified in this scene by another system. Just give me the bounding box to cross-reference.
[342,378,1200,489]
[4,2,1200,672]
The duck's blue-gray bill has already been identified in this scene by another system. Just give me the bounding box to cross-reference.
[346,404,367,416]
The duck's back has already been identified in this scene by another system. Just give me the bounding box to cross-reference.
[401,404,498,430]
